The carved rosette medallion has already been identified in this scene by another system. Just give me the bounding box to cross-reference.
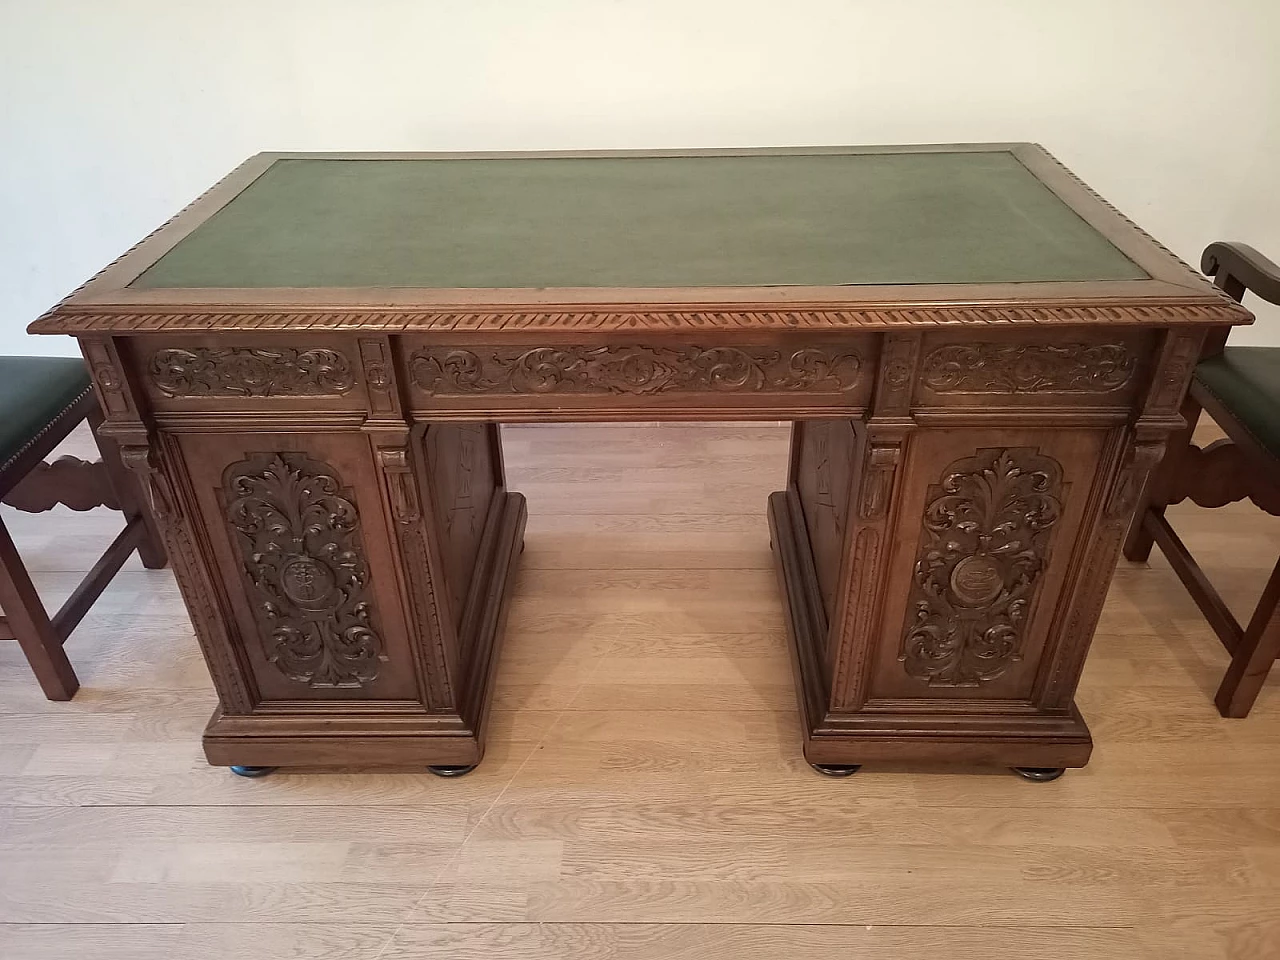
[150,347,355,397]
[900,447,1064,686]
[921,343,1135,394]
[410,345,861,396]
[223,452,385,687]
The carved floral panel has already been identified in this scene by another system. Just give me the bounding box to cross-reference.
[223,452,385,687]
[150,347,355,397]
[410,345,862,396]
[921,343,1135,394]
[900,447,1064,686]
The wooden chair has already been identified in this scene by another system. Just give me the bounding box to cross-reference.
[0,355,167,700]
[1124,241,1280,717]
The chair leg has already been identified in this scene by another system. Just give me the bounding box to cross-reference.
[90,407,167,570]
[1215,556,1280,718]
[1124,390,1202,562]
[0,513,77,700]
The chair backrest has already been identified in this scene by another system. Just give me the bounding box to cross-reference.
[1201,241,1280,306]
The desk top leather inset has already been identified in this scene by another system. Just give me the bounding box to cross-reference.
[131,152,1146,289]
[29,144,1251,334]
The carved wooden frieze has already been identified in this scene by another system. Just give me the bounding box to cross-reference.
[149,347,355,397]
[921,343,1136,394]
[900,447,1064,686]
[223,452,385,687]
[410,345,861,396]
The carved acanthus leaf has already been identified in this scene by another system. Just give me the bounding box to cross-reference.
[150,348,355,397]
[410,345,861,396]
[223,452,385,687]
[900,447,1064,686]
[921,343,1135,394]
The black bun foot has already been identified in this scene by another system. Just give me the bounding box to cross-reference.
[428,764,478,778]
[1012,766,1066,782]
[229,765,277,778]
[810,762,862,778]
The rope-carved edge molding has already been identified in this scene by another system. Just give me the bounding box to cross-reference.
[29,301,1251,334]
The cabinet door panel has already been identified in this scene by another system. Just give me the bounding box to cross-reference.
[176,432,421,702]
[867,428,1107,704]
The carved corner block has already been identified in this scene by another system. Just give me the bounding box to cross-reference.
[873,333,921,417]
[1106,438,1167,521]
[359,337,400,416]
[81,337,134,417]
[1144,331,1204,418]
[376,446,422,525]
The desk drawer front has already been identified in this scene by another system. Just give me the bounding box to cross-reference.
[133,337,368,412]
[405,337,876,417]
[915,331,1154,410]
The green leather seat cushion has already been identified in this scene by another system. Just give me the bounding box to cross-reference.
[1195,346,1280,460]
[0,356,91,470]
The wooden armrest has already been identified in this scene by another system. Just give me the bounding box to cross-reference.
[1201,241,1280,305]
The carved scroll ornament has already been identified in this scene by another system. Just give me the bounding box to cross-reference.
[223,452,385,687]
[411,345,861,396]
[921,343,1135,394]
[150,347,355,397]
[901,447,1064,686]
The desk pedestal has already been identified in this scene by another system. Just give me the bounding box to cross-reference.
[79,324,1202,773]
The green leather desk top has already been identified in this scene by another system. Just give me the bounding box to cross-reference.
[132,151,1147,290]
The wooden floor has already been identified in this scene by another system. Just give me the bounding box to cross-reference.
[2,422,1280,960]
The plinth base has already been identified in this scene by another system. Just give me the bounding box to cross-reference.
[768,490,1092,771]
[203,492,527,770]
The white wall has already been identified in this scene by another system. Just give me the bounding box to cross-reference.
[3,0,1278,356]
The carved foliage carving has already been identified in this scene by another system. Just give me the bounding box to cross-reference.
[150,348,355,397]
[921,343,1136,394]
[223,452,385,687]
[410,345,861,396]
[901,447,1064,686]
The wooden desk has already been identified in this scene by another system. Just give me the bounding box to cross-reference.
[30,145,1252,778]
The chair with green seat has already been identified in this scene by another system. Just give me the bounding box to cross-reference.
[0,355,166,699]
[1124,241,1280,717]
